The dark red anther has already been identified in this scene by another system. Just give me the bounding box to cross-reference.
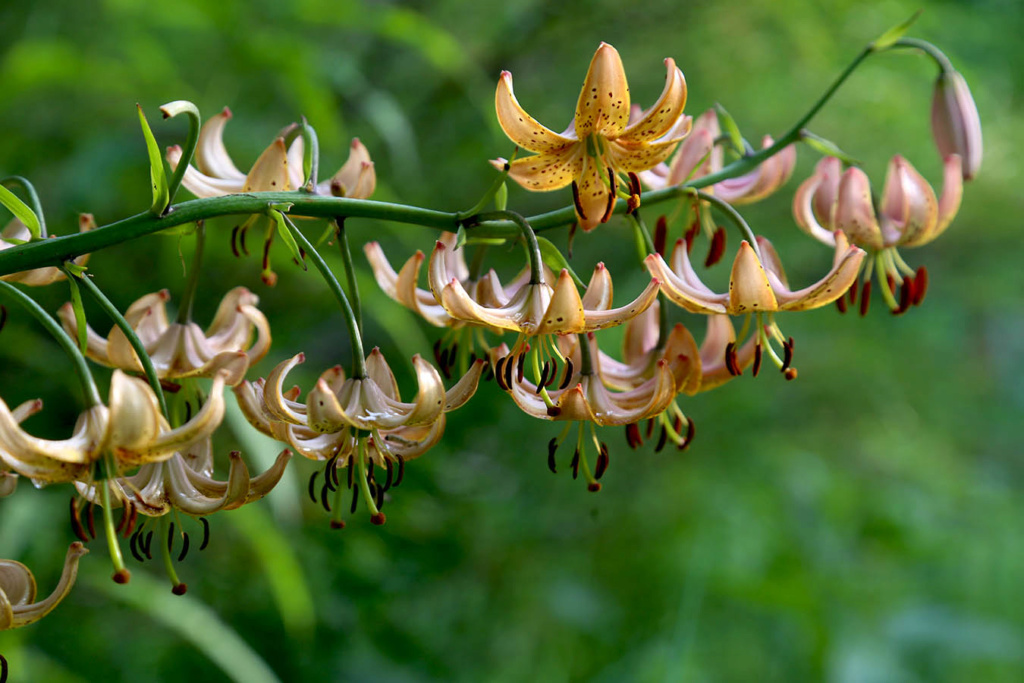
[848,275,859,305]
[374,481,385,510]
[655,425,668,453]
[654,216,668,256]
[230,225,241,258]
[571,181,587,221]
[705,226,727,268]
[261,233,273,273]
[628,171,642,199]
[570,449,581,480]
[645,417,655,440]
[199,517,210,551]
[516,352,526,384]
[682,418,695,450]
[536,361,550,395]
[595,444,609,480]
[142,530,154,560]
[123,502,138,539]
[684,222,700,254]
[178,532,191,562]
[781,338,794,372]
[432,339,444,367]
[69,498,89,543]
[912,266,928,306]
[494,356,509,391]
[2,652,8,683]
[895,276,912,315]
[239,225,250,256]
[724,342,741,376]
[504,352,515,389]
[601,187,617,224]
[559,359,574,390]
[366,459,375,484]
[859,280,872,317]
[85,502,96,540]
[130,530,145,562]
[547,437,559,473]
[320,479,332,512]
[308,471,319,503]
[383,459,394,492]
[886,274,896,296]
[116,502,131,535]
[752,343,763,377]
[167,523,176,554]
[835,295,848,314]
[625,422,642,449]
[395,454,405,487]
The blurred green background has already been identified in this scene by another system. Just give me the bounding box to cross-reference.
[0,0,1021,681]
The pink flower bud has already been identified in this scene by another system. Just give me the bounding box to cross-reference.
[931,70,982,180]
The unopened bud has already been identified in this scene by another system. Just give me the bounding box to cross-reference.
[931,70,982,180]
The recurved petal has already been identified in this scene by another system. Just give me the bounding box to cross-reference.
[0,542,88,630]
[194,107,246,180]
[496,71,578,154]
[879,155,938,247]
[0,398,107,469]
[444,359,487,411]
[773,232,865,311]
[120,373,226,464]
[166,450,249,515]
[364,243,454,327]
[402,355,447,425]
[319,138,377,198]
[243,138,292,192]
[575,43,631,138]
[264,354,310,425]
[536,269,587,335]
[665,126,715,186]
[366,348,401,400]
[584,276,660,331]
[607,115,692,172]
[166,145,246,197]
[727,241,779,314]
[645,245,727,314]
[620,59,688,143]
[698,315,758,392]
[792,158,840,247]
[503,149,584,192]
[835,166,884,251]
[914,153,963,245]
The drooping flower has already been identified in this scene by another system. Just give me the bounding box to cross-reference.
[932,70,982,181]
[0,214,95,286]
[494,43,691,231]
[165,108,375,198]
[0,370,226,484]
[0,542,88,630]
[59,287,271,386]
[793,154,962,313]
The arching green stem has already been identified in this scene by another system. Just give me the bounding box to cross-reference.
[286,219,367,379]
[175,222,205,325]
[692,190,761,260]
[470,210,542,285]
[333,218,362,334]
[0,279,101,406]
[889,37,956,73]
[99,459,130,582]
[72,272,169,419]
[1,176,46,238]
[160,101,201,209]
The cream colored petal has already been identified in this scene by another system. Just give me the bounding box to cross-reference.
[581,263,613,310]
[774,232,865,312]
[57,303,111,364]
[645,248,727,315]
[402,355,447,426]
[835,167,884,251]
[194,107,246,180]
[584,277,659,331]
[444,359,486,411]
[714,138,796,205]
[583,360,677,426]
[106,370,164,454]
[318,138,376,198]
[242,449,292,504]
[496,71,578,153]
[727,241,779,314]
[364,243,453,327]
[665,126,714,186]
[909,153,963,246]
[0,398,107,469]
[503,149,584,192]
[622,299,660,367]
[619,59,688,143]
[166,145,246,197]
[536,269,587,335]
[286,137,305,190]
[698,316,757,392]
[366,348,402,400]
[792,159,839,247]
[306,377,355,433]
[264,354,310,424]
[373,418,447,463]
[1,543,87,630]
[575,43,630,138]
[662,323,702,396]
[120,373,226,464]
[164,451,249,515]
[243,138,292,192]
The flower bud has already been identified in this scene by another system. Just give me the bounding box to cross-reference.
[931,70,982,180]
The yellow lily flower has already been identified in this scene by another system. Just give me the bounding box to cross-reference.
[59,286,271,386]
[1,543,88,630]
[494,43,690,231]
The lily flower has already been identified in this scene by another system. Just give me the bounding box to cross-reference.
[0,214,94,286]
[59,286,271,386]
[932,70,982,181]
[1,543,88,630]
[166,108,375,198]
[793,154,962,313]
[75,440,291,517]
[494,42,691,231]
[0,370,226,484]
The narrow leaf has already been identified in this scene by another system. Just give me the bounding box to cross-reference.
[801,131,861,166]
[0,185,41,239]
[871,10,922,51]
[64,272,88,353]
[714,104,746,156]
[272,211,305,268]
[536,236,585,287]
[138,104,170,215]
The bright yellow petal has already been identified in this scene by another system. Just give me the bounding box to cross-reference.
[504,148,583,192]
[575,43,631,138]
[496,71,578,153]
[619,59,688,143]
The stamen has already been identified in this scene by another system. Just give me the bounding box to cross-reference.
[70,497,89,543]
[503,354,515,390]
[374,482,385,511]
[346,455,354,489]
[199,517,210,551]
[142,530,154,560]
[130,530,145,562]
[320,479,332,512]
[2,653,8,683]
[859,280,872,317]
[835,295,847,314]
[655,425,668,453]
[177,532,191,562]
[559,359,574,390]
[724,342,741,376]
[705,227,727,268]
[645,418,655,439]
[537,361,550,394]
[547,437,559,473]
[167,522,175,554]
[895,277,912,315]
[684,222,699,254]
[349,479,359,514]
[654,215,668,256]
[849,274,859,305]
[682,418,695,450]
[570,449,581,480]
[625,422,642,449]
[594,443,609,480]
[395,455,406,487]
[752,343,763,377]
[781,337,794,372]
[230,225,241,258]
[383,459,394,492]
[516,352,526,384]
[571,181,588,221]
[432,339,444,368]
[85,502,96,540]
[913,267,928,306]
[239,224,249,256]
[308,471,319,503]
[324,456,338,492]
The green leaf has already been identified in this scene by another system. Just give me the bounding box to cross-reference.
[271,211,305,268]
[0,185,41,239]
[64,271,88,353]
[536,236,585,287]
[494,181,508,212]
[801,131,862,166]
[870,10,922,51]
[714,104,746,156]
[455,225,468,250]
[138,104,170,215]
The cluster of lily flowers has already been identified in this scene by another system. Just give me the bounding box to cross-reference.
[0,36,980,636]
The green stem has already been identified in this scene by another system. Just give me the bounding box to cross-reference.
[287,220,367,378]
[99,461,130,581]
[334,218,362,334]
[162,102,201,209]
[1,176,46,238]
[457,162,511,220]
[0,279,101,406]
[694,190,761,260]
[176,222,205,325]
[889,37,956,73]
[73,272,169,419]
[470,210,542,285]
[577,332,595,377]
[159,515,184,591]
